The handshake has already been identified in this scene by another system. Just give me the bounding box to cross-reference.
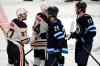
[66,32,79,40]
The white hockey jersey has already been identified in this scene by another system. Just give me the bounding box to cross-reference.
[7,18,28,45]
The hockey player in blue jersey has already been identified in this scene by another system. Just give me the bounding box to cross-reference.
[69,1,96,66]
[47,6,68,66]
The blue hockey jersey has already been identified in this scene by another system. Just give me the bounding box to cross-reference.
[76,14,96,40]
[47,19,68,53]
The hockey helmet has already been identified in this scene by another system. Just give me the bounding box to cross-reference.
[75,1,87,11]
[16,8,27,18]
[40,4,48,12]
[47,6,59,17]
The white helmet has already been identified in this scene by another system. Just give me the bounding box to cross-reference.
[40,4,48,12]
[16,8,27,17]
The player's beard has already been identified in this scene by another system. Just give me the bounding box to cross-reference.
[76,8,81,15]
[22,17,27,20]
[21,16,27,21]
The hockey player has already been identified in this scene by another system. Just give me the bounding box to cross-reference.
[32,4,48,66]
[7,8,28,66]
[69,1,96,66]
[47,6,68,66]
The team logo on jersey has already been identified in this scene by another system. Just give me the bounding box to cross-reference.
[54,25,60,32]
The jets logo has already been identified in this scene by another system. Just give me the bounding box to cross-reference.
[88,18,93,24]
[76,24,80,34]
[54,25,60,32]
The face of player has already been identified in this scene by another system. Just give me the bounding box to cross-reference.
[18,13,27,21]
[41,8,48,17]
[21,13,27,20]
[41,4,48,14]
[75,7,81,15]
[48,16,57,23]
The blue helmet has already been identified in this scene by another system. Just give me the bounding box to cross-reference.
[47,6,59,17]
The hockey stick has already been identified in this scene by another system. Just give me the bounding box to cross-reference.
[81,38,100,66]
[24,48,33,65]
[25,48,33,56]
[82,46,100,66]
